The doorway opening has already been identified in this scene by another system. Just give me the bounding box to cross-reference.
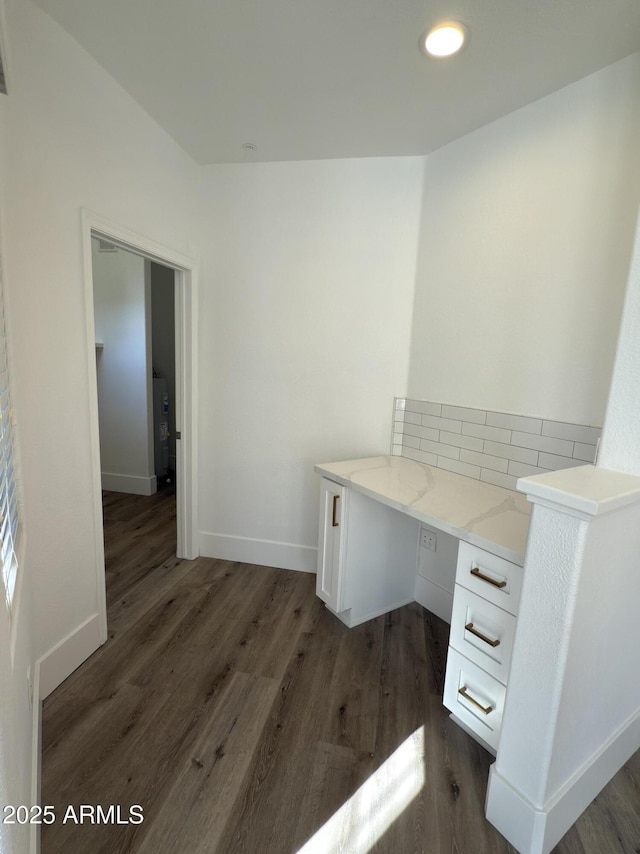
[82,211,198,643]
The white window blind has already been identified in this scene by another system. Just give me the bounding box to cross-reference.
[0,259,19,610]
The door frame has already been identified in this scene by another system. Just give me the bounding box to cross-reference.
[81,209,199,642]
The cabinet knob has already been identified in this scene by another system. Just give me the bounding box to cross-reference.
[332,494,340,527]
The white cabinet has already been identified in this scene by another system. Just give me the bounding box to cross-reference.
[316,477,347,612]
[315,476,419,628]
[444,541,523,753]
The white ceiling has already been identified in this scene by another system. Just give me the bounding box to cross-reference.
[33,0,640,164]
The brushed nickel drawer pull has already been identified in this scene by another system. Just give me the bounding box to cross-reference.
[458,686,493,715]
[465,622,500,648]
[470,567,507,589]
[332,494,339,527]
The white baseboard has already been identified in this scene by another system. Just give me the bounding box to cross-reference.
[30,614,105,851]
[38,612,105,699]
[486,706,640,854]
[199,532,316,574]
[101,472,157,495]
[414,575,453,624]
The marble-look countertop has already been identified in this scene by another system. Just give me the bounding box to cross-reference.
[315,456,531,565]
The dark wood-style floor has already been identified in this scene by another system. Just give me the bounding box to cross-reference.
[41,490,640,853]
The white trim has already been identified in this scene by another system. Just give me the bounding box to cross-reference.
[38,612,103,699]
[143,260,155,482]
[81,210,199,641]
[485,769,547,854]
[486,705,640,854]
[81,216,109,645]
[0,0,11,95]
[174,266,198,560]
[30,661,42,854]
[100,472,157,496]
[199,531,316,574]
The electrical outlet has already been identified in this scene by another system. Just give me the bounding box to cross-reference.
[420,528,437,552]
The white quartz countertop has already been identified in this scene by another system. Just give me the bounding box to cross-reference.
[315,456,531,565]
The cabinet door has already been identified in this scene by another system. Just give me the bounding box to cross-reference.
[316,478,346,612]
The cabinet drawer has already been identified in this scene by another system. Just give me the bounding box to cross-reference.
[456,541,523,616]
[443,647,506,753]
[449,585,516,685]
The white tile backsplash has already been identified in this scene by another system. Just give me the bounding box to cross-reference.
[510,432,574,456]
[462,422,512,443]
[439,431,484,452]
[437,457,482,479]
[482,440,538,465]
[403,411,422,425]
[573,442,598,462]
[508,461,551,478]
[422,414,462,433]
[405,399,442,416]
[421,439,460,460]
[402,434,421,450]
[441,404,487,424]
[392,398,602,493]
[404,423,439,442]
[480,469,519,491]
[537,452,583,470]
[541,421,602,444]
[403,447,438,466]
[459,449,509,473]
[486,412,543,434]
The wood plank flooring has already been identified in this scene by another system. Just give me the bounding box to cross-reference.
[41,490,640,853]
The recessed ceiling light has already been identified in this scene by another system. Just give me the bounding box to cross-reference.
[420,22,467,58]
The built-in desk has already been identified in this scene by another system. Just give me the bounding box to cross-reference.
[315,455,531,565]
[314,454,532,753]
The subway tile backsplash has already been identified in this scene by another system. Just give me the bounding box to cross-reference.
[392,398,601,492]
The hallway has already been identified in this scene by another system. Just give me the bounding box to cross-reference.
[40,491,640,853]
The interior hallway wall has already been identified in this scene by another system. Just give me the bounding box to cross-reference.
[599,207,640,475]
[408,52,640,426]
[92,239,155,495]
[196,157,424,568]
[0,0,199,677]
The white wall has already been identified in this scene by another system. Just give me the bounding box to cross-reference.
[408,53,640,426]
[599,209,640,474]
[0,0,199,678]
[0,588,33,854]
[92,239,155,494]
[0,53,35,851]
[196,158,424,569]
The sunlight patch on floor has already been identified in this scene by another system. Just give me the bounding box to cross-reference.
[297,726,425,853]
